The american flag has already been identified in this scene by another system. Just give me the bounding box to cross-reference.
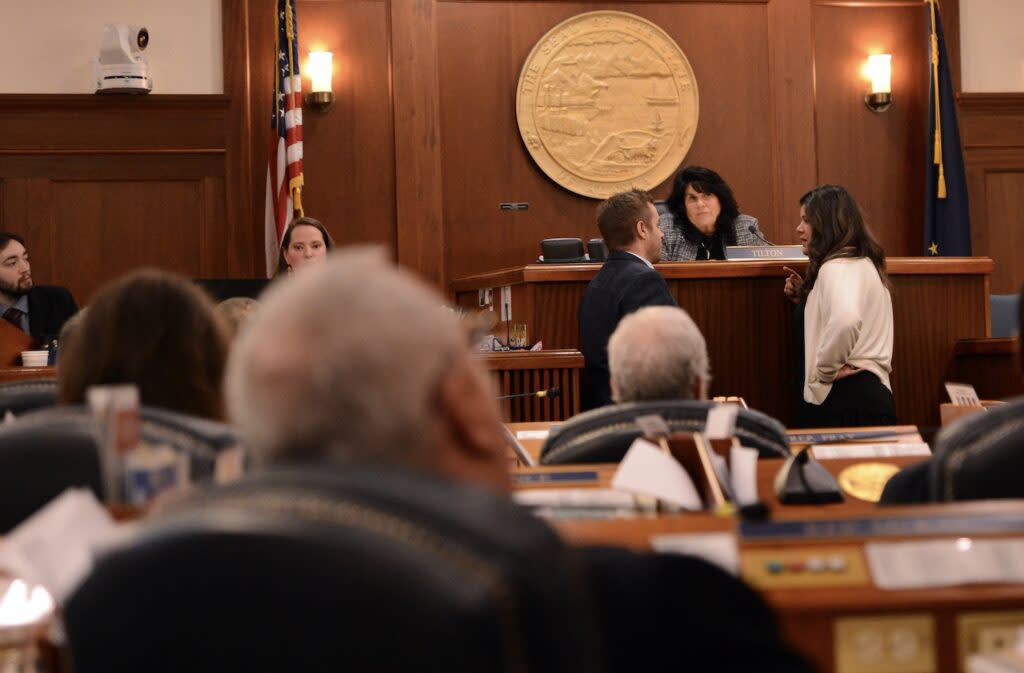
[264,0,305,276]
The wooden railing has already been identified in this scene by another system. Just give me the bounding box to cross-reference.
[476,350,583,422]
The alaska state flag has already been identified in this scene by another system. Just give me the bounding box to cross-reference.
[924,0,971,256]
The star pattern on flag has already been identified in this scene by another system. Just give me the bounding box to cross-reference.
[929,242,939,256]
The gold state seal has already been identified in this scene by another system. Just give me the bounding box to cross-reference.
[516,11,699,199]
[837,462,902,503]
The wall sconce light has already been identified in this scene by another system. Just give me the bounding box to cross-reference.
[306,51,334,110]
[864,54,892,112]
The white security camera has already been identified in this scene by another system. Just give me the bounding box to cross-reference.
[95,24,153,94]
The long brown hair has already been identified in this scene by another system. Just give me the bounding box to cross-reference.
[799,185,891,300]
[58,269,229,420]
[274,217,335,277]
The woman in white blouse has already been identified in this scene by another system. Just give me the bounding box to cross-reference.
[783,185,896,427]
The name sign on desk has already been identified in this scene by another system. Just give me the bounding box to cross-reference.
[741,511,1024,541]
[811,442,931,460]
[866,538,1024,589]
[788,429,915,444]
[513,470,600,486]
[725,245,807,261]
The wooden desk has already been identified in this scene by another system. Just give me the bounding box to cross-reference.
[457,258,993,430]
[507,419,1024,671]
[556,501,1024,673]
[508,421,925,467]
[477,350,582,422]
[953,338,1023,400]
[0,366,55,383]
[506,422,1024,673]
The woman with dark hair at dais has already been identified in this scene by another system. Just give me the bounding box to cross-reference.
[659,166,769,261]
[783,185,896,428]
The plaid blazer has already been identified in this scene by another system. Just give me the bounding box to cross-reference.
[658,212,768,261]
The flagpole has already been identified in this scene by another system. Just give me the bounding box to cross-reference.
[284,0,306,218]
[928,0,947,199]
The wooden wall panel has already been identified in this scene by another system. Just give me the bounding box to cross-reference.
[983,171,1024,295]
[0,95,236,304]
[48,180,213,301]
[297,0,396,250]
[222,0,257,276]
[960,94,1024,295]
[224,0,999,299]
[812,2,929,258]
[436,2,775,281]
[238,0,397,273]
[391,0,446,286]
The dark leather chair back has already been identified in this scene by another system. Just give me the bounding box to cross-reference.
[19,405,241,481]
[0,406,241,532]
[587,239,608,262]
[540,399,790,464]
[929,397,1024,501]
[0,416,103,532]
[0,378,57,417]
[65,467,606,673]
[539,238,587,263]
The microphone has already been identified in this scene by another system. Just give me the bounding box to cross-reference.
[747,224,775,246]
[497,387,560,401]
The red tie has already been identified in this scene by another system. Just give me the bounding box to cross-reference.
[2,307,24,330]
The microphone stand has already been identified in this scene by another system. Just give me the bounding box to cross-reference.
[747,224,775,246]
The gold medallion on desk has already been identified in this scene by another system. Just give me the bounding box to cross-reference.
[837,462,902,502]
[516,11,699,199]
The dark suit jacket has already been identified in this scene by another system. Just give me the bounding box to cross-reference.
[27,285,78,343]
[579,250,676,409]
[579,546,815,673]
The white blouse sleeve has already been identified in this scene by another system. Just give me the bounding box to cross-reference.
[811,263,863,384]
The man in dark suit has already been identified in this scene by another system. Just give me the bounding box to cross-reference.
[580,188,677,410]
[0,232,78,344]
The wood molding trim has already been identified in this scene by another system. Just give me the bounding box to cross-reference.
[450,257,994,291]
[222,0,258,276]
[390,0,446,288]
[959,93,1024,113]
[0,94,230,109]
[767,0,817,233]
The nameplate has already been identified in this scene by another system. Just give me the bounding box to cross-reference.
[512,470,600,486]
[741,511,1024,541]
[725,245,807,261]
[788,429,913,445]
[811,442,931,460]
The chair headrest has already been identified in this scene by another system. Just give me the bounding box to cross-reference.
[930,396,1024,501]
[0,378,57,416]
[539,238,587,263]
[65,466,605,673]
[17,405,240,481]
[540,399,790,464]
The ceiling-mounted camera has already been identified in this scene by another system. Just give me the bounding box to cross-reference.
[94,24,153,94]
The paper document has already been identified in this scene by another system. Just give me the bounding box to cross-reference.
[946,382,981,407]
[866,538,1024,590]
[730,445,760,505]
[0,489,128,603]
[516,430,550,440]
[612,438,702,510]
[705,404,739,439]
[812,442,931,459]
[651,532,739,575]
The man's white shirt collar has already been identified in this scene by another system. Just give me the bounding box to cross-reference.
[622,250,655,269]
